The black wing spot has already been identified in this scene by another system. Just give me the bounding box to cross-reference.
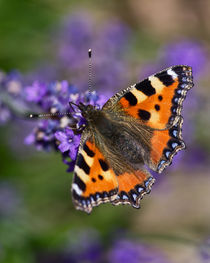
[158,95,163,101]
[91,178,96,183]
[98,174,104,180]
[138,109,151,121]
[99,159,109,171]
[124,92,137,106]
[77,153,90,175]
[83,143,95,157]
[74,173,86,192]
[155,104,160,111]
[135,79,156,96]
[155,71,174,86]
[173,66,187,78]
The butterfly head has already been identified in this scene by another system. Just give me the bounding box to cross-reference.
[77,102,97,121]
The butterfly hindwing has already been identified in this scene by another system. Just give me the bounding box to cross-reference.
[147,116,185,173]
[72,131,118,213]
[112,168,155,208]
[72,130,155,213]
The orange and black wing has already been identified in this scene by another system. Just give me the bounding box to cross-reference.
[103,65,193,173]
[72,131,155,213]
[72,132,118,213]
[147,116,185,173]
[111,168,155,208]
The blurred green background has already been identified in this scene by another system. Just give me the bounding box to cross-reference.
[0,1,210,262]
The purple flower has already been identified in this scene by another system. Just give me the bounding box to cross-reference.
[54,12,131,95]
[24,132,36,145]
[140,40,207,82]
[22,76,106,173]
[140,40,207,80]
[108,239,169,263]
[10,12,132,164]
[0,103,11,125]
[184,146,209,169]
[139,62,162,80]
[23,80,78,151]
[2,70,24,95]
[55,128,80,160]
[24,81,47,103]
[0,70,28,124]
[163,40,207,78]
[103,22,130,48]
[58,13,92,70]
[65,229,102,263]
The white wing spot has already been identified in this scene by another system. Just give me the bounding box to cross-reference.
[72,183,83,196]
[167,69,178,79]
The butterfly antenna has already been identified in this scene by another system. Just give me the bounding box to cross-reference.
[28,111,72,119]
[29,50,93,118]
[88,48,92,97]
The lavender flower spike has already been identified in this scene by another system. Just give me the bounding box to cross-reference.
[55,128,80,161]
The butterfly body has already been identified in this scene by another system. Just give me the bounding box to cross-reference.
[71,65,193,213]
[79,103,152,169]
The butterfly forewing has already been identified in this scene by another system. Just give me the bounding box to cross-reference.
[103,65,193,128]
[102,65,193,173]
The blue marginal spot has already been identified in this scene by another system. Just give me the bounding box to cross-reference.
[181,83,187,89]
[145,177,153,188]
[177,89,182,94]
[165,151,171,158]
[172,129,178,137]
[96,193,100,200]
[137,186,144,193]
[115,195,120,200]
[82,200,86,206]
[132,193,138,201]
[172,107,177,113]
[174,97,179,103]
[158,160,166,170]
[103,192,108,198]
[172,142,179,149]
[86,199,91,206]
[122,194,129,200]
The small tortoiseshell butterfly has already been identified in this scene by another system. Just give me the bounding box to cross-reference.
[71,65,193,213]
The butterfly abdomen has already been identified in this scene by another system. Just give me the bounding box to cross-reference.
[112,132,144,164]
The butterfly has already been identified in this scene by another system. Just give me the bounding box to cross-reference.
[71,65,193,213]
